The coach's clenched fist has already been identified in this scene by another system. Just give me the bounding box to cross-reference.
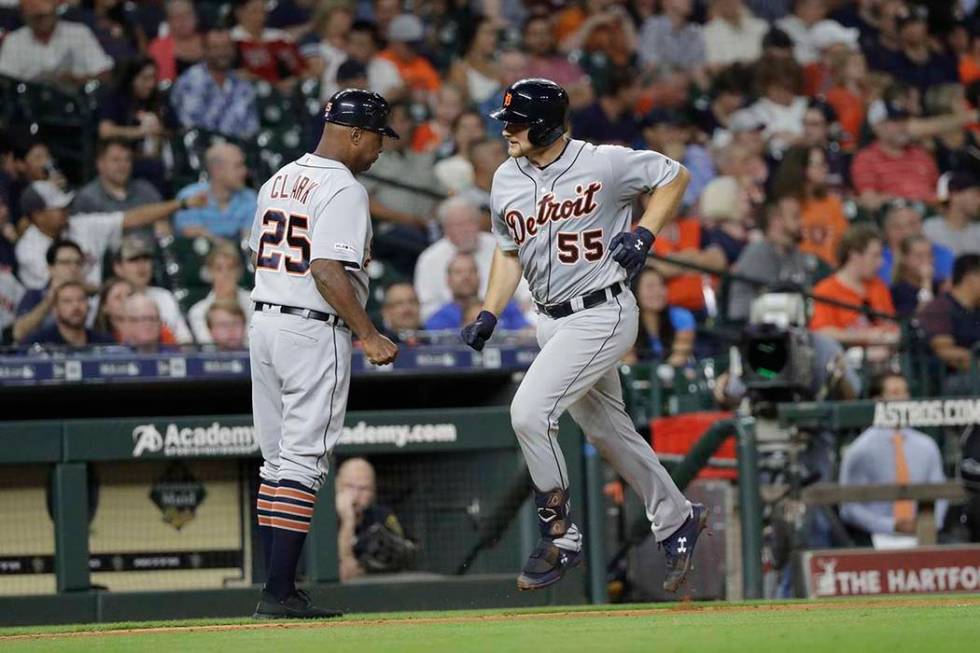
[362,332,399,365]
[460,310,497,352]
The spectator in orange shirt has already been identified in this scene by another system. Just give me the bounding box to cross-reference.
[773,144,849,267]
[652,215,716,317]
[379,14,441,102]
[810,224,898,348]
[825,48,869,151]
[557,0,637,70]
[412,84,465,154]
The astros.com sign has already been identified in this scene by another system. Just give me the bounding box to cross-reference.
[132,421,459,457]
[873,399,980,429]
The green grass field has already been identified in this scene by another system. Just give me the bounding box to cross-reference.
[2,596,979,653]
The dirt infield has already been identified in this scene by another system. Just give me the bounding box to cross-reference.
[3,596,975,642]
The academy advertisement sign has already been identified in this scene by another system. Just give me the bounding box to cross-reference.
[802,546,980,598]
[132,423,259,458]
[60,408,514,462]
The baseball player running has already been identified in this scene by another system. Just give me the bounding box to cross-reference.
[249,89,399,619]
[461,79,707,592]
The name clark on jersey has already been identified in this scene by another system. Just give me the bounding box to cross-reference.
[505,181,602,245]
[269,173,319,205]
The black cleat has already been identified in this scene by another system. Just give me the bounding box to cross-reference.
[661,503,709,593]
[252,589,344,619]
[516,539,584,591]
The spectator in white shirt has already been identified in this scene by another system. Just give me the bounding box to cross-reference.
[414,197,497,321]
[187,241,252,343]
[15,181,204,290]
[0,0,113,86]
[775,0,829,65]
[111,235,193,343]
[704,0,769,67]
[741,57,808,156]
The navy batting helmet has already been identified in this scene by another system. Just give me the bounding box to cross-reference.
[324,88,400,139]
[490,78,569,147]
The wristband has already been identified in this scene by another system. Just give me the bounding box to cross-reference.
[179,197,189,211]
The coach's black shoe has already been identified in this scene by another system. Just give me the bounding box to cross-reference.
[253,589,343,619]
[661,503,709,593]
[516,539,585,591]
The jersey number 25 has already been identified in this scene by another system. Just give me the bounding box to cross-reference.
[557,229,604,264]
[256,209,311,275]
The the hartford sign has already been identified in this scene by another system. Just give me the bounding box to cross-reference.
[802,546,980,598]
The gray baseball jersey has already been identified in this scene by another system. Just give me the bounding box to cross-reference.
[250,153,372,312]
[491,138,691,547]
[248,153,369,492]
[490,139,680,305]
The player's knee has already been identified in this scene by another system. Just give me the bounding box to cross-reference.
[510,397,543,437]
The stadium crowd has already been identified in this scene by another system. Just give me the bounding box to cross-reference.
[0,0,978,383]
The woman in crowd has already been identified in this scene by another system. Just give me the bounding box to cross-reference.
[301,1,354,102]
[772,144,849,267]
[94,277,133,340]
[147,0,205,83]
[825,48,870,150]
[97,57,174,194]
[187,242,252,344]
[890,234,939,319]
[448,16,501,105]
[433,109,487,193]
[628,267,695,366]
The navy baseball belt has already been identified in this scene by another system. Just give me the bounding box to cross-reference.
[254,302,346,327]
[536,281,626,319]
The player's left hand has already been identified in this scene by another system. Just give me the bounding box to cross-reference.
[610,227,655,277]
[460,310,497,351]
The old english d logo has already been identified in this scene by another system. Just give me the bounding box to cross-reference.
[503,92,512,107]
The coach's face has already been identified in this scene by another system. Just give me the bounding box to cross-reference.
[349,128,384,174]
[502,122,534,158]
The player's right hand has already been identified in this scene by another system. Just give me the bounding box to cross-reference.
[460,310,497,352]
[363,332,399,366]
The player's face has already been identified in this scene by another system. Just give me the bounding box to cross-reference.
[502,122,534,158]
